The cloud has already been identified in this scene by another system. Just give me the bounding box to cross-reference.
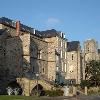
[45,18,61,26]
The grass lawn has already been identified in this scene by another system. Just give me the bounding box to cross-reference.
[0,95,72,100]
[0,95,43,100]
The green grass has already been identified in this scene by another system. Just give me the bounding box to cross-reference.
[0,95,73,100]
[0,95,42,100]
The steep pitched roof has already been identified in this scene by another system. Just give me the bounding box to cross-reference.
[0,17,66,39]
[67,41,80,52]
[0,17,35,34]
[35,29,63,38]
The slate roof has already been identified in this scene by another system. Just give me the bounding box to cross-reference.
[67,41,80,52]
[35,29,62,38]
[0,17,35,34]
[0,17,65,39]
[0,29,6,35]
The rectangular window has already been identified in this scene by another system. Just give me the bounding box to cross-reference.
[38,50,42,59]
[65,52,67,59]
[65,64,67,72]
[72,54,74,60]
[61,50,62,58]
[56,55,59,61]
[42,68,44,73]
[62,62,63,71]
[65,42,67,48]
[61,41,62,47]
[56,67,59,71]
[88,48,89,52]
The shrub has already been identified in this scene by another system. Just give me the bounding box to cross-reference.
[88,87,100,95]
[80,80,90,89]
[45,89,63,97]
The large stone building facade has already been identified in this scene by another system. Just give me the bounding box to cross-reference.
[0,17,86,92]
[41,30,67,83]
[0,17,68,84]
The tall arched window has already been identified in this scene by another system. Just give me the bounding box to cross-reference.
[42,68,44,73]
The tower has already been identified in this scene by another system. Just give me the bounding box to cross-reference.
[84,39,99,62]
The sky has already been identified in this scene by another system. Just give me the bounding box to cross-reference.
[0,0,100,48]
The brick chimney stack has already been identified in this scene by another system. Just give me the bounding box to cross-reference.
[16,21,20,36]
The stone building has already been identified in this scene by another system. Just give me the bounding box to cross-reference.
[37,30,67,83]
[83,39,100,80]
[0,17,67,85]
[65,41,82,84]
[84,39,99,62]
[0,17,49,82]
[0,17,84,90]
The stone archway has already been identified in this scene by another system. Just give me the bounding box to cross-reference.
[7,80,23,95]
[16,78,55,96]
[30,84,45,96]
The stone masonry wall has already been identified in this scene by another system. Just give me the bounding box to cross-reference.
[30,35,48,78]
[66,50,81,84]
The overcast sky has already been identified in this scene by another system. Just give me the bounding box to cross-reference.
[0,0,100,48]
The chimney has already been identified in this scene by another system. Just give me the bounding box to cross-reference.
[33,28,35,34]
[16,21,20,36]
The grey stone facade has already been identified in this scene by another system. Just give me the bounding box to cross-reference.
[2,17,100,86]
[0,17,66,84]
[65,41,82,84]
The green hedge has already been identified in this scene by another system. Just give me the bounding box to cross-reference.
[45,89,63,97]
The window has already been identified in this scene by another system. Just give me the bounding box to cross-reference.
[65,64,67,72]
[42,68,44,73]
[61,50,62,58]
[62,62,63,71]
[12,21,16,27]
[65,52,67,59]
[32,66,34,72]
[61,41,62,47]
[88,47,89,52]
[56,66,59,71]
[56,55,59,61]
[65,42,67,48]
[72,54,74,60]
[52,76,53,80]
[38,50,42,59]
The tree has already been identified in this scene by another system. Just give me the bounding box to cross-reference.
[85,60,100,87]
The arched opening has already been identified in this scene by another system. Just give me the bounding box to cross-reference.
[31,84,45,96]
[7,81,22,95]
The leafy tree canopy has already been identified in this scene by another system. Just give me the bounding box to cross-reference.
[85,60,100,87]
